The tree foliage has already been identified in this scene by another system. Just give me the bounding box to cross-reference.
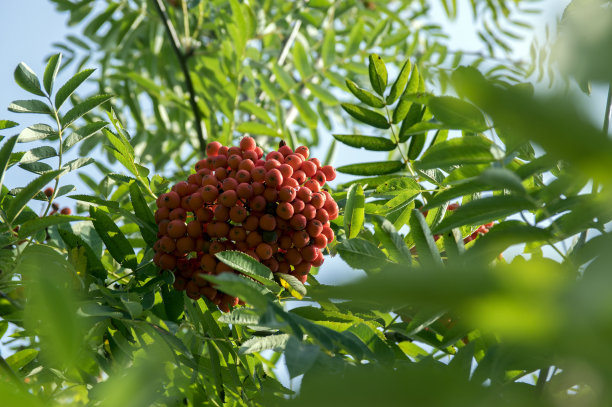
[1,0,612,405]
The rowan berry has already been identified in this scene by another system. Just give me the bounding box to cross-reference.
[310,192,326,209]
[285,154,303,170]
[312,170,327,186]
[263,257,279,273]
[159,236,176,253]
[279,234,293,250]
[176,236,195,254]
[251,166,267,182]
[159,254,177,270]
[169,208,187,221]
[264,158,282,171]
[251,181,265,196]
[292,230,310,248]
[294,261,313,275]
[222,177,238,191]
[259,214,277,231]
[228,154,242,170]
[297,186,312,203]
[167,220,187,238]
[322,226,334,243]
[200,185,219,203]
[254,146,264,158]
[292,170,307,185]
[206,141,222,156]
[266,151,284,162]
[302,204,316,221]
[187,220,203,238]
[219,190,238,207]
[209,240,226,255]
[286,248,302,266]
[309,157,321,169]
[229,226,247,241]
[263,187,278,202]
[216,261,233,274]
[278,144,293,157]
[256,243,273,260]
[321,165,336,181]
[162,191,181,209]
[188,193,204,211]
[295,146,309,160]
[211,155,227,169]
[158,219,170,236]
[313,233,328,249]
[265,169,283,188]
[246,231,263,248]
[300,246,318,262]
[276,202,294,220]
[304,179,321,193]
[200,254,217,272]
[44,187,54,198]
[214,205,230,222]
[249,195,267,212]
[238,158,255,172]
[292,199,306,214]
[243,150,258,162]
[216,222,230,238]
[307,219,323,237]
[278,261,291,274]
[196,207,213,222]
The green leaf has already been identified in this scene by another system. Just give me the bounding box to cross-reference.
[161,285,184,323]
[61,94,112,128]
[89,206,137,269]
[285,337,321,379]
[236,122,279,137]
[368,54,388,95]
[344,183,365,239]
[8,100,52,114]
[63,121,107,151]
[18,215,89,239]
[5,349,38,371]
[276,273,307,299]
[289,93,318,128]
[341,103,389,129]
[306,82,337,106]
[322,29,336,67]
[337,160,404,176]
[14,62,45,97]
[54,68,95,109]
[128,181,156,246]
[62,157,94,172]
[238,101,274,126]
[375,177,421,195]
[416,136,496,170]
[478,168,525,194]
[58,228,107,280]
[20,146,57,164]
[392,65,420,123]
[409,209,443,267]
[371,215,412,264]
[332,134,395,151]
[215,250,277,287]
[0,120,19,130]
[5,169,63,222]
[345,79,385,108]
[43,53,62,94]
[239,334,290,354]
[336,238,388,271]
[433,195,537,234]
[387,59,411,104]
[218,308,260,325]
[293,40,312,79]
[344,19,364,57]
[0,136,19,192]
[17,124,56,143]
[428,96,487,132]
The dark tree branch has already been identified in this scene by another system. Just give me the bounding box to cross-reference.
[152,0,206,154]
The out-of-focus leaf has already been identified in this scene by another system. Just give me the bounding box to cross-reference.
[6,349,38,371]
[89,206,137,269]
[428,96,488,132]
[416,136,496,170]
[0,120,19,130]
[236,122,279,137]
[285,337,321,378]
[5,169,63,222]
[0,136,18,191]
[336,238,388,271]
[277,273,307,300]
[18,215,89,239]
[239,334,290,354]
[409,209,443,267]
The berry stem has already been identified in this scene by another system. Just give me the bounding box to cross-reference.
[384,105,415,176]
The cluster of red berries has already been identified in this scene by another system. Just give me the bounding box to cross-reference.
[44,187,72,215]
[152,137,338,312]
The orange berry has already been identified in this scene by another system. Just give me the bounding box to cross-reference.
[236,183,253,199]
[266,151,284,162]
[228,154,242,170]
[316,208,330,223]
[290,214,307,230]
[174,181,190,197]
[294,261,313,275]
[282,177,300,189]
[321,165,336,181]
[158,219,170,236]
[251,181,265,195]
[44,187,54,197]
[221,177,238,192]
[255,146,264,158]
[188,172,203,186]
[295,146,309,160]
[256,243,273,260]
[265,169,283,188]
[214,167,228,181]
[286,248,302,266]
[297,186,312,203]
[211,155,228,169]
[209,240,225,255]
[263,257,279,273]
[292,230,310,248]
[259,214,277,231]
[228,146,242,156]
[264,158,282,171]
[310,192,326,209]
[218,145,229,156]
[322,226,334,242]
[279,163,293,179]
[159,254,177,270]
[167,220,187,238]
[312,170,327,186]
[176,236,195,254]
[279,234,293,249]
[278,261,290,274]
[196,207,213,222]
[304,179,321,193]
[200,286,217,301]
[309,157,321,169]
[238,158,255,172]
[200,185,219,203]
[278,145,293,157]
[313,250,325,267]
[246,231,263,248]
[249,195,267,212]
[292,170,307,185]
[187,193,204,211]
[169,208,187,221]
[159,236,176,253]
[195,238,209,252]
[187,220,203,238]
[229,206,248,223]
[215,222,230,238]
[307,219,323,237]
[206,141,222,156]
[202,174,219,187]
[236,169,251,184]
[219,190,238,207]
[244,215,260,231]
[162,191,181,209]
[292,199,305,214]
[216,261,233,274]
[251,166,267,182]
[279,186,297,202]
[200,254,217,272]
[300,160,317,177]
[302,204,316,221]
[301,246,318,262]
[313,233,328,249]
[285,154,303,170]
[173,277,187,291]
[263,188,278,202]
[243,150,258,162]
[214,205,230,222]
[155,207,170,223]
[239,136,256,151]
[229,226,247,241]
[276,202,294,220]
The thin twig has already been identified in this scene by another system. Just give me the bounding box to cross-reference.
[603,83,612,136]
[152,0,206,154]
